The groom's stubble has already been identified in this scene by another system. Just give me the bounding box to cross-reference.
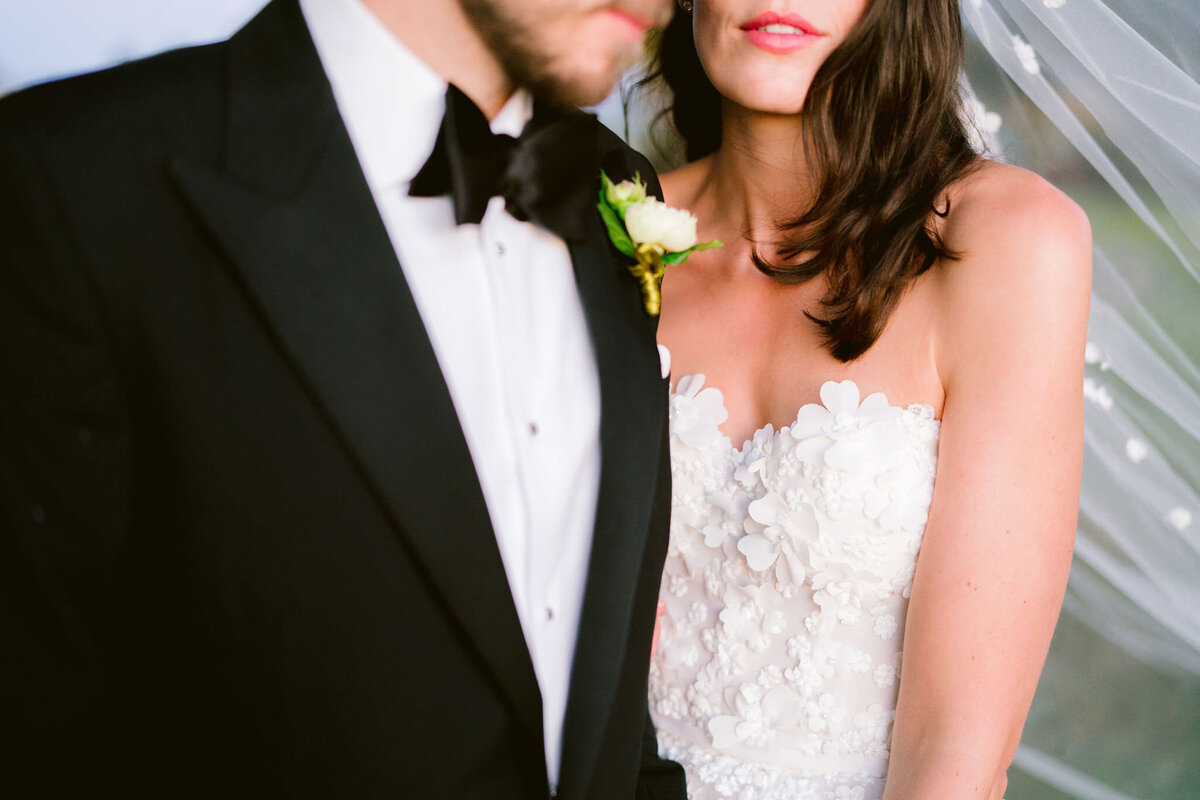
[456,0,673,107]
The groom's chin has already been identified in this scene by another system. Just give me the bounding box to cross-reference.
[543,72,624,110]
[536,46,640,108]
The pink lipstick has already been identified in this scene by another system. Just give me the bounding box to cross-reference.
[740,11,824,53]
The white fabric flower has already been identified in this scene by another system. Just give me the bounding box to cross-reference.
[742,492,818,582]
[844,649,872,674]
[804,692,845,733]
[671,374,729,448]
[872,614,898,640]
[1083,377,1115,410]
[964,96,1002,151]
[719,583,786,651]
[784,659,825,697]
[786,634,812,661]
[1125,438,1149,464]
[873,663,897,688]
[757,663,784,689]
[1013,35,1040,74]
[1166,507,1192,530]
[791,381,902,444]
[708,685,803,751]
[853,704,892,743]
[812,570,866,626]
[624,198,699,252]
[863,460,934,533]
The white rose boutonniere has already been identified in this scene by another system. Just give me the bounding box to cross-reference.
[624,200,699,254]
[597,172,722,316]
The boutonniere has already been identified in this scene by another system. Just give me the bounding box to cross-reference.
[597,172,722,316]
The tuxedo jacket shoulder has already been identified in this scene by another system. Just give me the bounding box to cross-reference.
[0,2,682,798]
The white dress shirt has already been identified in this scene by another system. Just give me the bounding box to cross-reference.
[300,0,603,786]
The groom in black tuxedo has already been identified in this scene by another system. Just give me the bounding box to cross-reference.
[0,0,685,797]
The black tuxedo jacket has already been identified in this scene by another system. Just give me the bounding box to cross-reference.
[0,2,685,797]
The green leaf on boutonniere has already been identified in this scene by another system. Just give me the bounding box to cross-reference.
[595,169,723,316]
[597,187,637,258]
[662,238,724,267]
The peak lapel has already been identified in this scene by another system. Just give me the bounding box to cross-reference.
[167,0,542,739]
[557,152,669,798]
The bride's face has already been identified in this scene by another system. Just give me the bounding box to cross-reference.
[692,0,869,115]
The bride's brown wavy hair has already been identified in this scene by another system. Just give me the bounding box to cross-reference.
[646,0,980,361]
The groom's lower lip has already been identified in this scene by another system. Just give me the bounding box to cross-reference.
[607,9,655,38]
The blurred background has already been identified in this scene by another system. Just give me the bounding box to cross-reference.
[0,0,264,95]
[3,1,1197,797]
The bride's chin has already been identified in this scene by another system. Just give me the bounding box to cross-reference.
[712,77,811,119]
[749,99,806,118]
[725,94,806,120]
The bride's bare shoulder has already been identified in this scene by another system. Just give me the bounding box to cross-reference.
[940,159,1090,258]
[930,159,1093,377]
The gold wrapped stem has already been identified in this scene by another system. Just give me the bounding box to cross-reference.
[630,244,666,316]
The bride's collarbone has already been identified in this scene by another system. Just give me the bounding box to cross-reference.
[666,322,944,442]
[662,261,946,438]
[683,363,841,444]
[678,361,943,447]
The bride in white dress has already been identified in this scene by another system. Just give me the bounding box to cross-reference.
[646,1,1091,797]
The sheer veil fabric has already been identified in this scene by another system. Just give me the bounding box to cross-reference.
[962,2,1200,797]
[615,1,1200,796]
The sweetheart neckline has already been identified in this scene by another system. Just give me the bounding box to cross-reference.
[669,373,941,453]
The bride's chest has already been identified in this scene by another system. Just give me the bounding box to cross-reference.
[666,375,941,598]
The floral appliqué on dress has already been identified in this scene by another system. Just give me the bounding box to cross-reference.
[650,376,940,800]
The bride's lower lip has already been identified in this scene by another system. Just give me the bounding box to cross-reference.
[744,29,820,53]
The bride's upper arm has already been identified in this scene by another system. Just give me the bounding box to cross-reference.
[884,163,1092,794]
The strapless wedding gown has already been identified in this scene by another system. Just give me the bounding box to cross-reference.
[649,375,941,800]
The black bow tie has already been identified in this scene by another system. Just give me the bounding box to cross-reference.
[409,85,602,242]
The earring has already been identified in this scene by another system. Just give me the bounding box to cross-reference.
[678,0,693,12]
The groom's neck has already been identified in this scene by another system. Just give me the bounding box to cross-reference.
[362,0,514,118]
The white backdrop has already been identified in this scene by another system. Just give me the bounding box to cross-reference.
[0,0,268,95]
